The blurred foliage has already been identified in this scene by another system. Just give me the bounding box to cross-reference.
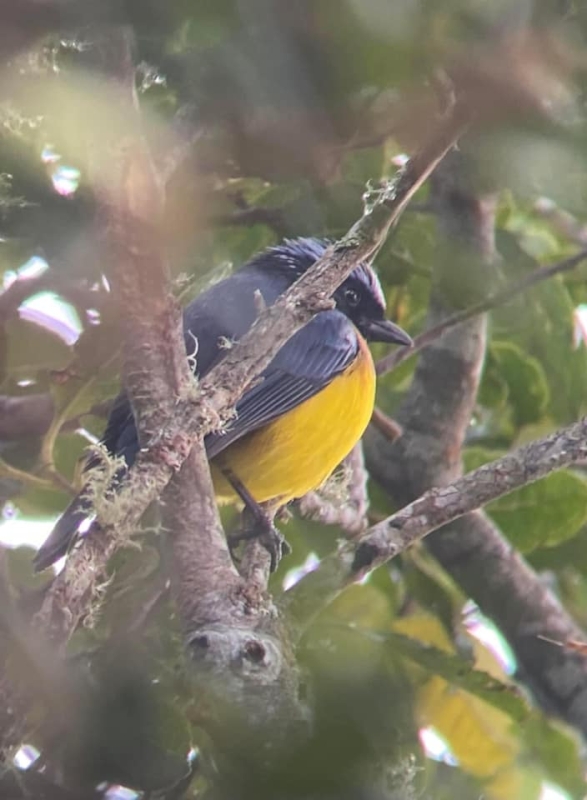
[1,0,587,798]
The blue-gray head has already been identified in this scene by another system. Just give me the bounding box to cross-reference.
[247,237,412,346]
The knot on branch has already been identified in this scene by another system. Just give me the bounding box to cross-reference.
[351,542,381,575]
[243,638,267,664]
[186,625,284,683]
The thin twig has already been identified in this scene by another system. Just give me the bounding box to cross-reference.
[0,456,57,492]
[38,352,118,473]
[370,407,403,442]
[376,247,587,376]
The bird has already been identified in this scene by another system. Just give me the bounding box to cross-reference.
[34,237,411,571]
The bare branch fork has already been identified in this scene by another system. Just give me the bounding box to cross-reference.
[285,414,587,629]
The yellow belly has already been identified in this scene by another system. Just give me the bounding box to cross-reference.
[211,340,376,506]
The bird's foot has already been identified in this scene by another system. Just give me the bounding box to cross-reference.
[229,507,291,572]
[221,465,291,571]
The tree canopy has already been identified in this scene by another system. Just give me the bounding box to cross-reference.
[2,2,587,799]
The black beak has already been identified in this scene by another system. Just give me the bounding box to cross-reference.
[360,318,413,346]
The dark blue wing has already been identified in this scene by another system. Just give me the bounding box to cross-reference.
[33,264,355,571]
[97,267,292,467]
[206,310,359,458]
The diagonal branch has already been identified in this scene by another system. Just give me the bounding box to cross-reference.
[376,246,587,377]
[35,72,469,645]
[368,149,587,739]
[284,414,587,631]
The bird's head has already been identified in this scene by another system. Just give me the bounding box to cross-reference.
[333,263,412,346]
[251,237,412,347]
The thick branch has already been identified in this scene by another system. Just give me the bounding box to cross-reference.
[163,450,241,631]
[30,26,206,630]
[22,25,309,769]
[161,450,306,761]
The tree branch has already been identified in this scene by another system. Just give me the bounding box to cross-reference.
[284,415,587,633]
[368,150,587,737]
[161,450,306,762]
[426,510,587,732]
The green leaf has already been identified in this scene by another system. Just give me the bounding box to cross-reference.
[489,341,549,427]
[491,251,587,423]
[477,368,509,411]
[382,628,585,797]
[402,547,465,637]
[384,630,530,723]
[322,582,397,632]
[487,470,587,553]
[16,484,69,517]
[463,446,507,472]
[533,279,587,423]
[522,716,585,799]
[5,545,54,592]
[530,527,587,577]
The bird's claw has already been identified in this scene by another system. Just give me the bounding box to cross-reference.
[260,524,291,572]
[228,510,291,572]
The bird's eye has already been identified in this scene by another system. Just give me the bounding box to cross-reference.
[344,288,360,307]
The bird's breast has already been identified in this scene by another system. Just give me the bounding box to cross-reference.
[212,334,376,505]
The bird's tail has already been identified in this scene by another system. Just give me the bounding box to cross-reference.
[33,494,92,571]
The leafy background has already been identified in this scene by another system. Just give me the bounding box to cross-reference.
[2,1,587,798]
